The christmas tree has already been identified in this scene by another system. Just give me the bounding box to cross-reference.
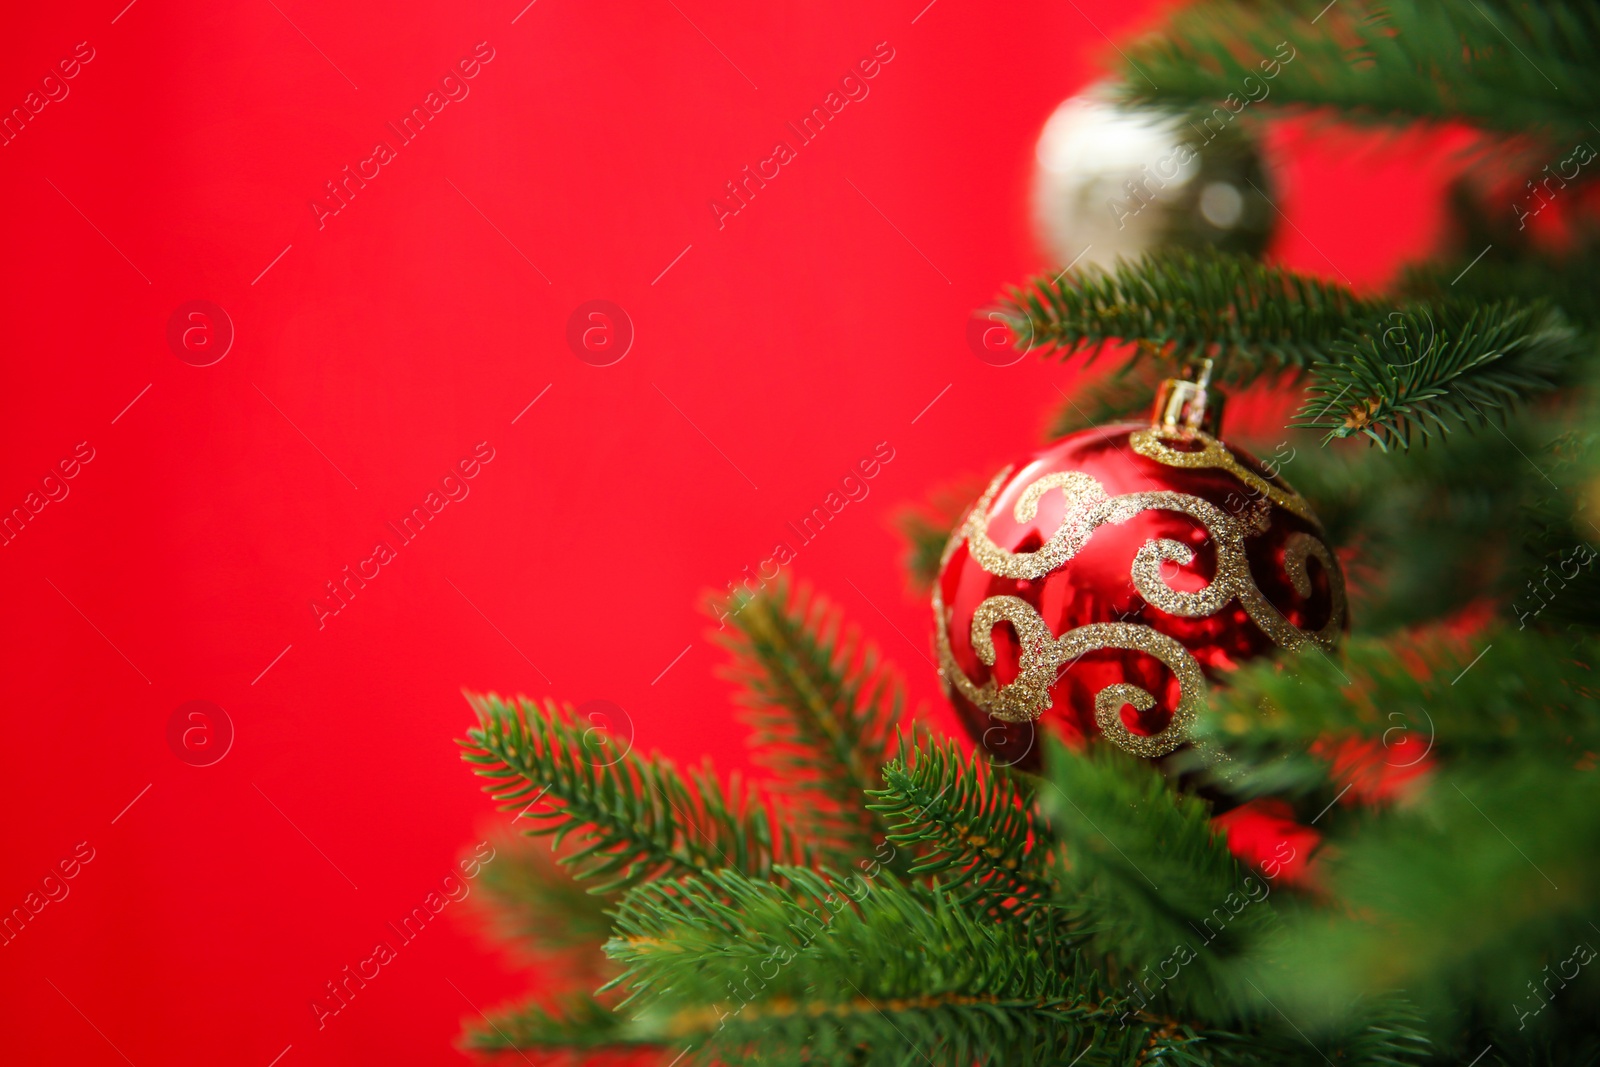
[456,3,1600,1063]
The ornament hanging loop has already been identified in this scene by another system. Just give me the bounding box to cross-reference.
[1151,355,1225,435]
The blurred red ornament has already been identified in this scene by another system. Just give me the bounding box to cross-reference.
[1212,798,1320,888]
[1315,733,1434,805]
[934,378,1347,770]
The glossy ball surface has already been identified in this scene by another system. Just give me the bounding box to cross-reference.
[1032,87,1277,272]
[935,424,1345,770]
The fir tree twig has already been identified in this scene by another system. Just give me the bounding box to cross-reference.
[470,834,616,971]
[1001,249,1374,386]
[1119,0,1600,139]
[1253,762,1600,1038]
[603,866,1208,1066]
[460,993,668,1054]
[1192,628,1600,768]
[1038,739,1274,1023]
[717,582,907,871]
[895,477,986,592]
[1291,302,1578,449]
[867,734,1057,919]
[460,693,789,894]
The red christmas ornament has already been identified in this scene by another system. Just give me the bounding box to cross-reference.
[1211,798,1321,888]
[934,377,1346,770]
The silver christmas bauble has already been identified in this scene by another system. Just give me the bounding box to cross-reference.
[1032,86,1276,271]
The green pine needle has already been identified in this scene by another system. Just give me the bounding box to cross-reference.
[1256,762,1600,1037]
[1119,0,1600,139]
[867,734,1057,918]
[460,993,667,1053]
[603,867,1207,1066]
[895,476,986,592]
[1038,739,1275,1023]
[460,693,790,894]
[471,836,616,966]
[717,581,907,870]
[1195,996,1433,1067]
[1520,426,1600,632]
[1181,626,1600,810]
[1001,248,1375,385]
[1402,238,1600,334]
[1291,302,1578,450]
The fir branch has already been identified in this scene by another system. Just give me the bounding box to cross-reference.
[716,582,905,870]
[1316,996,1434,1067]
[1196,997,1433,1067]
[1119,0,1600,139]
[1282,411,1548,632]
[697,992,1208,1067]
[470,835,615,969]
[1192,627,1600,769]
[460,693,786,893]
[1255,762,1600,1037]
[1400,235,1600,334]
[1291,302,1577,450]
[1001,249,1373,386]
[898,509,954,592]
[895,476,985,592]
[1521,427,1600,632]
[1396,180,1600,332]
[866,735,1057,919]
[604,867,1209,1066]
[461,993,666,1054]
[1038,739,1274,1022]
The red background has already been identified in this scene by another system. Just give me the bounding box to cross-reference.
[0,1,1458,1063]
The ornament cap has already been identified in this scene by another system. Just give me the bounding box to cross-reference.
[1152,359,1224,435]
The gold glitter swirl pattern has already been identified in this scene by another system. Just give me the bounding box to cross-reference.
[935,584,1039,721]
[1131,538,1228,617]
[970,475,1255,619]
[1094,684,1156,751]
[1222,533,1345,652]
[964,470,1110,579]
[934,581,1006,716]
[1069,623,1204,757]
[1242,497,1274,535]
[1129,427,1320,527]
[968,595,1062,722]
[961,466,1342,651]
[1283,532,1347,648]
[1118,492,1250,618]
[1014,470,1106,523]
[940,467,1011,573]
[933,590,1206,755]
[936,434,1346,755]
